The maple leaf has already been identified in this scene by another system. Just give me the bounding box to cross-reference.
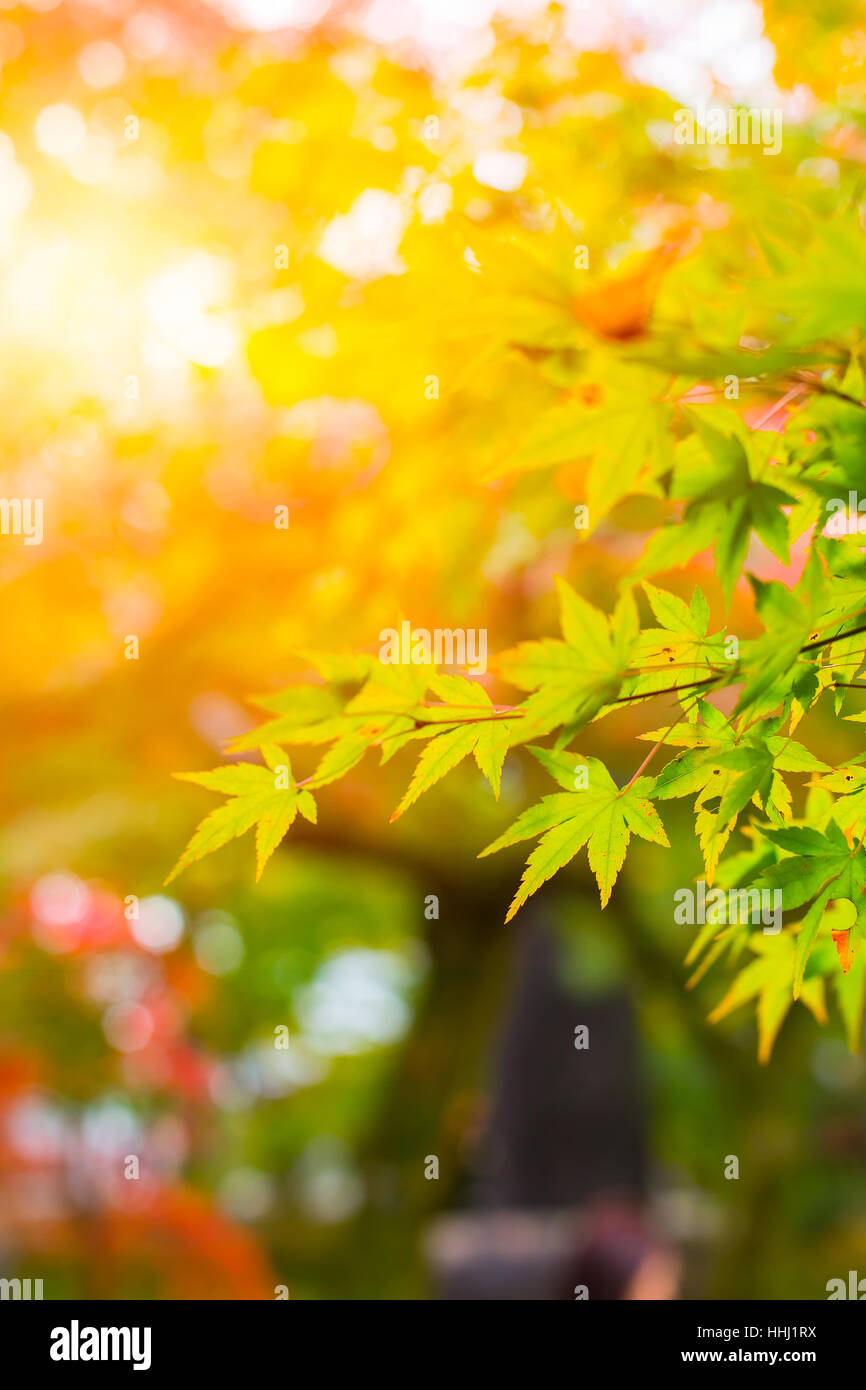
[707,931,827,1063]
[479,753,668,920]
[835,950,866,1052]
[571,227,694,341]
[497,577,637,743]
[230,665,520,810]
[383,672,519,810]
[733,569,830,718]
[390,723,480,821]
[167,747,317,884]
[638,414,795,606]
[621,581,726,715]
[808,766,866,848]
[494,361,674,523]
[682,836,777,990]
[755,822,866,995]
[648,701,829,880]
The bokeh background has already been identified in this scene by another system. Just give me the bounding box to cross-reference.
[2,0,866,1299]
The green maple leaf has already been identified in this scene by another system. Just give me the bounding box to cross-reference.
[532,398,671,519]
[229,663,421,756]
[758,219,866,344]
[497,578,637,742]
[755,821,866,996]
[734,574,824,717]
[835,950,866,1052]
[621,581,726,715]
[479,754,668,921]
[640,414,794,606]
[229,666,519,806]
[707,931,827,1063]
[648,701,828,880]
[472,720,513,798]
[811,766,866,842]
[386,673,518,808]
[635,505,719,584]
[686,416,793,586]
[390,723,480,821]
[682,837,778,989]
[167,746,317,884]
[490,362,674,526]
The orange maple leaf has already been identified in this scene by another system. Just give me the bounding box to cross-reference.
[831,927,856,974]
[572,222,697,341]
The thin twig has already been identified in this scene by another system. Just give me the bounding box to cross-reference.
[620,687,709,792]
[611,674,721,704]
[801,621,866,653]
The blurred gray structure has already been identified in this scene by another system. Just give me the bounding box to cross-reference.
[426,916,648,1299]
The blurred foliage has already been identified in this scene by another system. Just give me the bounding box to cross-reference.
[3,0,866,1300]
